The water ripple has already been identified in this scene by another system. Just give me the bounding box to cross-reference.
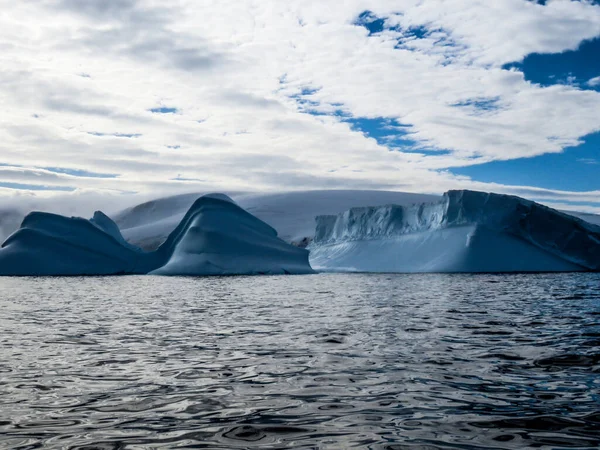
[1,273,600,448]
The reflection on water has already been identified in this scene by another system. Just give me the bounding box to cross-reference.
[0,273,599,449]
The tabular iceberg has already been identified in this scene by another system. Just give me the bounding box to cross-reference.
[309,190,600,273]
[0,194,313,276]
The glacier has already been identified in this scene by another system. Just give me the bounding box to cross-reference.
[309,190,600,273]
[0,194,313,276]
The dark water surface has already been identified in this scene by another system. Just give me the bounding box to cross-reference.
[1,273,600,449]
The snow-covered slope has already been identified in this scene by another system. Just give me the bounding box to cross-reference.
[0,194,313,276]
[114,190,439,249]
[309,190,600,273]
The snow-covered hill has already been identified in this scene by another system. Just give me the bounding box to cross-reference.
[1,191,598,248]
[309,190,600,273]
[113,190,440,250]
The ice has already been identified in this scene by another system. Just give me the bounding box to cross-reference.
[309,190,600,273]
[1,189,598,276]
[0,194,313,276]
[114,190,439,249]
[113,190,600,252]
[0,211,151,276]
[150,195,314,276]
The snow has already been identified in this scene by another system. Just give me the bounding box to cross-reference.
[0,194,313,276]
[113,190,600,251]
[1,191,597,248]
[89,211,140,251]
[114,190,439,249]
[309,190,600,273]
[310,226,582,273]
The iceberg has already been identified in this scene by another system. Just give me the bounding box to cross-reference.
[0,194,313,276]
[0,211,154,276]
[309,190,600,273]
[149,195,314,276]
[1,189,598,276]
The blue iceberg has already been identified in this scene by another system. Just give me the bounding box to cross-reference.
[0,194,314,276]
[309,190,600,273]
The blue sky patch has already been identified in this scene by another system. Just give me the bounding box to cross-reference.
[451,131,600,191]
[149,107,178,114]
[289,87,352,117]
[451,97,502,115]
[503,37,600,90]
[88,132,141,138]
[342,117,452,155]
[344,117,415,148]
[354,11,386,35]
[352,13,462,65]
[43,167,119,178]
[401,25,430,40]
[0,182,76,192]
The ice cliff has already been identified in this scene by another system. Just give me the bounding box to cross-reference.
[0,194,313,276]
[309,190,600,273]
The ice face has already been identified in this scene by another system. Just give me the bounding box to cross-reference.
[310,190,600,273]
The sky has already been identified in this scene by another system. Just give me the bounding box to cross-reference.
[0,0,599,213]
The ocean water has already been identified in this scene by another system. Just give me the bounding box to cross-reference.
[1,273,599,449]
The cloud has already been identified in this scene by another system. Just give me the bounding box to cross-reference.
[384,0,600,66]
[589,76,600,87]
[0,0,598,209]
[49,0,226,72]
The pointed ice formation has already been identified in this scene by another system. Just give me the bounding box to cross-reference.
[150,195,314,276]
[0,194,313,276]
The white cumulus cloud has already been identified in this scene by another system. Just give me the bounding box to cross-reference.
[0,0,598,207]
